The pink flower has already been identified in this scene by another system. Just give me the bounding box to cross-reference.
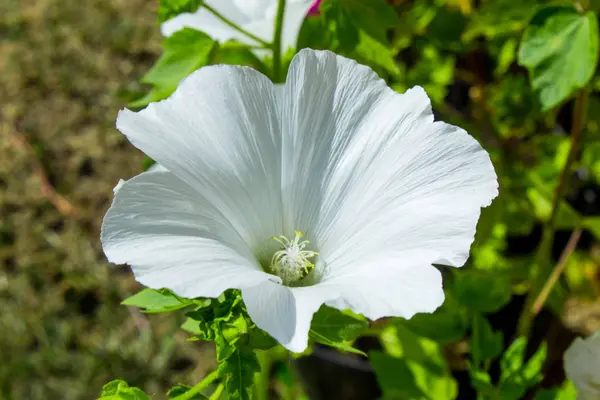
[308,0,322,16]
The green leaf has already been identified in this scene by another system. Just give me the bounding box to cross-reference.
[308,305,368,355]
[400,296,468,344]
[143,28,215,88]
[309,329,366,356]
[370,351,457,400]
[158,0,204,23]
[212,43,266,72]
[337,0,398,44]
[369,351,429,400]
[521,342,547,383]
[453,270,512,313]
[499,337,548,398]
[320,0,360,52]
[122,288,193,313]
[247,327,278,350]
[167,384,209,399]
[584,217,600,240]
[131,28,216,107]
[352,30,400,76]
[468,369,495,395]
[463,0,539,41]
[535,380,578,400]
[500,337,527,382]
[311,306,368,341]
[98,380,151,400]
[218,349,260,400]
[518,5,599,110]
[471,313,504,366]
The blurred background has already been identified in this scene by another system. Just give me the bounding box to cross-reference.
[2,0,600,399]
[1,1,216,398]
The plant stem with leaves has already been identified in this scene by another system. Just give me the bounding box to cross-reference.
[173,370,219,400]
[517,88,589,337]
[272,0,287,82]
[204,4,271,47]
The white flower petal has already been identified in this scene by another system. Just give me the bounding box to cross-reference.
[161,1,251,42]
[102,170,275,298]
[564,331,600,399]
[161,0,312,51]
[323,262,444,321]
[243,0,314,51]
[281,1,315,51]
[116,65,283,253]
[242,280,339,352]
[282,49,498,276]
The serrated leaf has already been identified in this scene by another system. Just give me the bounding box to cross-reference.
[218,350,260,400]
[311,306,368,341]
[143,28,215,88]
[131,28,215,107]
[453,270,512,313]
[518,5,599,110]
[159,0,204,23]
[309,329,366,356]
[471,313,504,366]
[98,380,151,400]
[167,384,209,399]
[122,288,193,313]
[308,306,367,355]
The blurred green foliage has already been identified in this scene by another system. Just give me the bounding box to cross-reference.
[3,0,600,398]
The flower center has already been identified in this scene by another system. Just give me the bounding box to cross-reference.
[270,231,318,286]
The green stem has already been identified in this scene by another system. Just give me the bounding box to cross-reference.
[516,89,589,337]
[204,4,271,47]
[255,351,272,400]
[272,0,287,82]
[173,370,219,400]
[209,383,225,400]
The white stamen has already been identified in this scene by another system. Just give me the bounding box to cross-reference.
[270,231,318,285]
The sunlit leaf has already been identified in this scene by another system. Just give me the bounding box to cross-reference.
[98,380,151,400]
[218,349,260,400]
[122,288,194,313]
[471,313,503,366]
[518,5,599,110]
[158,0,204,23]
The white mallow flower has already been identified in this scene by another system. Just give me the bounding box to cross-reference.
[564,331,600,400]
[161,0,315,50]
[101,49,498,352]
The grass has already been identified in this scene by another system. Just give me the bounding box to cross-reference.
[0,0,215,398]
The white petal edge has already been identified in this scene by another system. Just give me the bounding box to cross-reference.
[281,49,498,277]
[115,64,283,255]
[242,260,443,352]
[101,169,276,299]
[161,1,252,42]
[564,332,600,399]
[242,280,340,352]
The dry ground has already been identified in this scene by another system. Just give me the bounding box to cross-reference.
[1,1,214,398]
